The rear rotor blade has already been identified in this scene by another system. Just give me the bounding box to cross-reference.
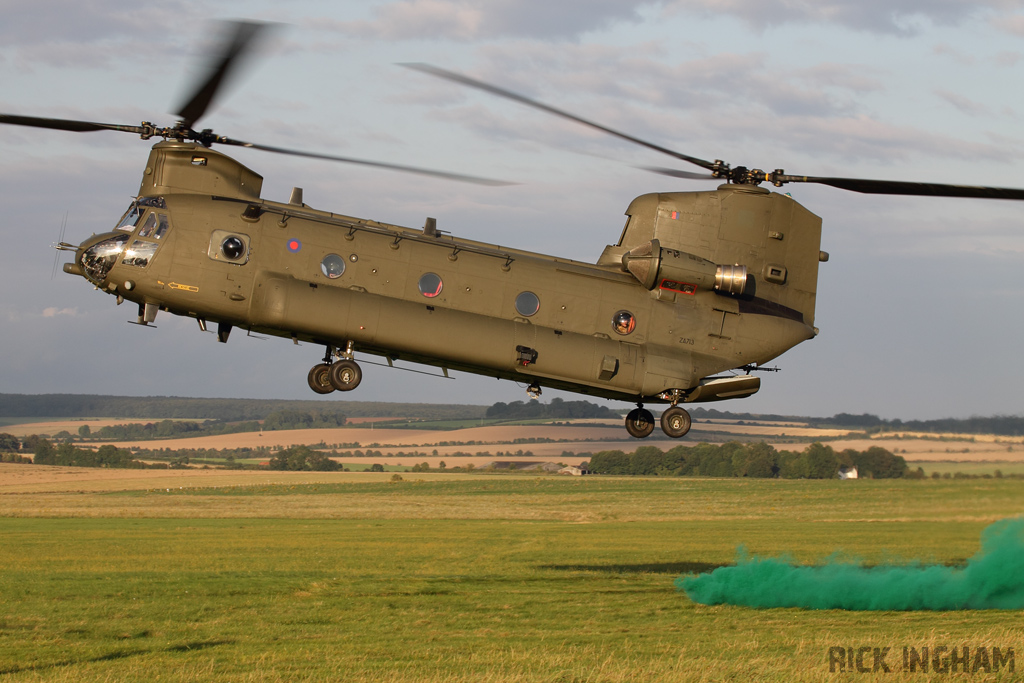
[639,165,717,181]
[218,137,516,186]
[175,21,269,129]
[402,62,720,173]
[776,173,1024,200]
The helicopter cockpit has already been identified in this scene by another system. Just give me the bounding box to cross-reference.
[79,197,171,285]
[80,233,130,285]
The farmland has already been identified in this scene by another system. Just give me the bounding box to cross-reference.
[1,465,1023,681]
[7,415,1024,472]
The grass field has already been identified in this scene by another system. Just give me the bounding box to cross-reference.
[1,471,1023,681]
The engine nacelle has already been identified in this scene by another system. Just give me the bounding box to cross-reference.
[621,239,748,296]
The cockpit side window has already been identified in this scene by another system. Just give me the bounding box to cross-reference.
[138,213,158,238]
[116,198,166,233]
[136,212,171,239]
[154,214,170,239]
[116,205,143,232]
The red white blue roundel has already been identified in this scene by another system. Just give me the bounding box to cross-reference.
[287,238,302,253]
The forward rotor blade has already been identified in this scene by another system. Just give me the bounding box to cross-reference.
[0,113,145,135]
[175,21,269,129]
[778,174,1024,200]
[218,138,516,186]
[402,63,719,173]
[639,165,717,181]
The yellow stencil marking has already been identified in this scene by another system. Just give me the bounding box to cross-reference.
[168,282,199,293]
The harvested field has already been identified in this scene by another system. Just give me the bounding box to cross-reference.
[1,418,160,437]
[0,462,466,494]
[826,437,1024,462]
[7,418,1022,464]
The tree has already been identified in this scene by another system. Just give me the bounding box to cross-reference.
[631,446,665,475]
[741,442,778,478]
[804,443,839,479]
[851,446,907,479]
[33,439,56,465]
[0,433,20,452]
[369,463,385,472]
[267,445,340,471]
[77,425,91,438]
[588,450,629,475]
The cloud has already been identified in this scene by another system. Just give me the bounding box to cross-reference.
[994,50,1023,66]
[320,0,660,41]
[935,89,989,116]
[995,12,1024,35]
[401,44,1014,167]
[0,1,226,69]
[0,0,191,45]
[932,42,976,65]
[710,112,1019,164]
[315,0,1012,40]
[411,44,877,120]
[663,0,1008,35]
[41,307,78,318]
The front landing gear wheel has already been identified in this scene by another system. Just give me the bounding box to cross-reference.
[625,408,655,438]
[307,364,335,394]
[661,406,691,438]
[329,359,362,391]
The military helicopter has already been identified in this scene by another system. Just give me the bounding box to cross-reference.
[6,22,1024,439]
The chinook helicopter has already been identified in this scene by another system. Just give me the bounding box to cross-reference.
[6,23,1024,439]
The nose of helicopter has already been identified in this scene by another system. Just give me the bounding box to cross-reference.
[61,261,84,277]
[65,232,130,285]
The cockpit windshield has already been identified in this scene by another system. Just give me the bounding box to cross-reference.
[80,234,130,285]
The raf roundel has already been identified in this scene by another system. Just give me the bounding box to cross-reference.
[287,238,302,253]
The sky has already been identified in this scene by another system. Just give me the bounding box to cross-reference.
[2,0,1024,420]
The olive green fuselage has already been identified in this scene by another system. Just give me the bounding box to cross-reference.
[71,142,823,404]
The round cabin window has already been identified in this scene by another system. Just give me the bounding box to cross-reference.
[321,254,345,279]
[612,310,636,335]
[514,291,540,317]
[418,272,444,298]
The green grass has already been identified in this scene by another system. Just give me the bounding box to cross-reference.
[1,477,1023,681]
[913,460,1024,476]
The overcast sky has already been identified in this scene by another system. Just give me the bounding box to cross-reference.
[2,0,1023,420]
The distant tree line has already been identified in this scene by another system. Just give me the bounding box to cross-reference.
[4,394,1020,436]
[83,420,260,440]
[485,397,618,420]
[17,409,348,444]
[30,440,169,469]
[0,394,485,421]
[587,442,908,479]
[688,408,1024,437]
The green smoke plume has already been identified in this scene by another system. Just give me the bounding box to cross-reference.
[678,518,1024,610]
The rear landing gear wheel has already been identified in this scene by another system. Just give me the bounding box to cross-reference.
[661,406,691,438]
[625,407,655,438]
[307,363,335,394]
[329,359,362,391]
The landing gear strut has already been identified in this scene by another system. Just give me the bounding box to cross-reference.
[624,403,655,439]
[306,342,362,394]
